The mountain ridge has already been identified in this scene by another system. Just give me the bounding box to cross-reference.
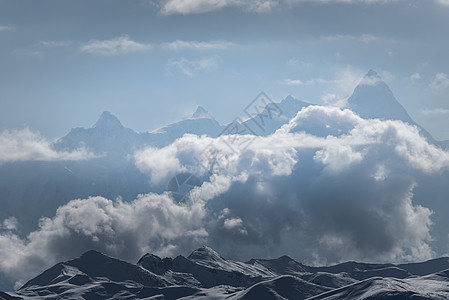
[3,247,449,299]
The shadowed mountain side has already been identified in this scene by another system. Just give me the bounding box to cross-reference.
[3,247,449,299]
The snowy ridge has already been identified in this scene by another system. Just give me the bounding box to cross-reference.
[2,247,449,299]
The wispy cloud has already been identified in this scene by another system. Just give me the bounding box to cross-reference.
[282,79,304,85]
[161,40,234,51]
[429,73,449,94]
[323,33,388,43]
[410,73,422,81]
[282,78,326,85]
[167,56,221,76]
[421,108,449,116]
[156,0,426,15]
[80,35,152,56]
[0,25,15,32]
[38,41,72,47]
[436,0,449,5]
[159,0,278,15]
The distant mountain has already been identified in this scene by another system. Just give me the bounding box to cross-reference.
[347,70,436,142]
[237,95,311,136]
[146,106,224,146]
[3,247,449,299]
[53,111,144,157]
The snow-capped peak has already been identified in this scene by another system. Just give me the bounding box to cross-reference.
[187,246,225,262]
[190,106,213,119]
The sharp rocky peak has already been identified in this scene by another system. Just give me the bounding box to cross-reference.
[93,111,124,130]
[187,246,225,262]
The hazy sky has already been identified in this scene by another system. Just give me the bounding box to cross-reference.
[1,0,449,139]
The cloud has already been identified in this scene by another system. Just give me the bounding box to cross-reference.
[161,40,233,51]
[159,0,278,15]
[323,33,387,43]
[410,73,422,81]
[421,108,449,116]
[0,128,96,163]
[167,56,221,76]
[0,25,15,32]
[38,41,72,48]
[429,73,449,94]
[80,35,152,56]
[133,106,447,261]
[282,79,304,85]
[436,0,449,5]
[2,106,448,287]
[157,0,412,15]
[0,194,207,288]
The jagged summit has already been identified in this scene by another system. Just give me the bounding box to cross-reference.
[93,111,124,130]
[187,246,225,262]
[191,106,213,119]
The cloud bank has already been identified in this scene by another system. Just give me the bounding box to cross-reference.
[2,106,449,288]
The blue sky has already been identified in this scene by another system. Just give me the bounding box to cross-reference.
[1,0,449,139]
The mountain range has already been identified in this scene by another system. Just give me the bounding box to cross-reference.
[1,70,449,295]
[1,246,449,299]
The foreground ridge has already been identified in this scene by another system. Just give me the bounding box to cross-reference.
[1,247,449,299]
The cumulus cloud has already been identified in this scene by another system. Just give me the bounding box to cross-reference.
[167,56,221,76]
[162,40,234,51]
[0,194,207,288]
[80,35,152,56]
[134,106,447,261]
[429,73,449,94]
[0,128,96,163]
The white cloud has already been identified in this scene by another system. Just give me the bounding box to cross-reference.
[157,0,412,15]
[0,25,15,32]
[80,35,152,56]
[282,79,304,85]
[323,34,388,43]
[167,56,221,76]
[0,194,207,288]
[38,41,72,47]
[0,128,96,163]
[436,0,449,5]
[133,105,447,261]
[421,108,449,116]
[410,73,422,81]
[162,40,233,51]
[159,0,278,15]
[320,67,366,107]
[429,73,449,94]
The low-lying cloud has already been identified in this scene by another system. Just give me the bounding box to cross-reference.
[0,128,96,164]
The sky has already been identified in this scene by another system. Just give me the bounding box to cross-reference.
[1,0,449,140]
[3,1,449,290]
